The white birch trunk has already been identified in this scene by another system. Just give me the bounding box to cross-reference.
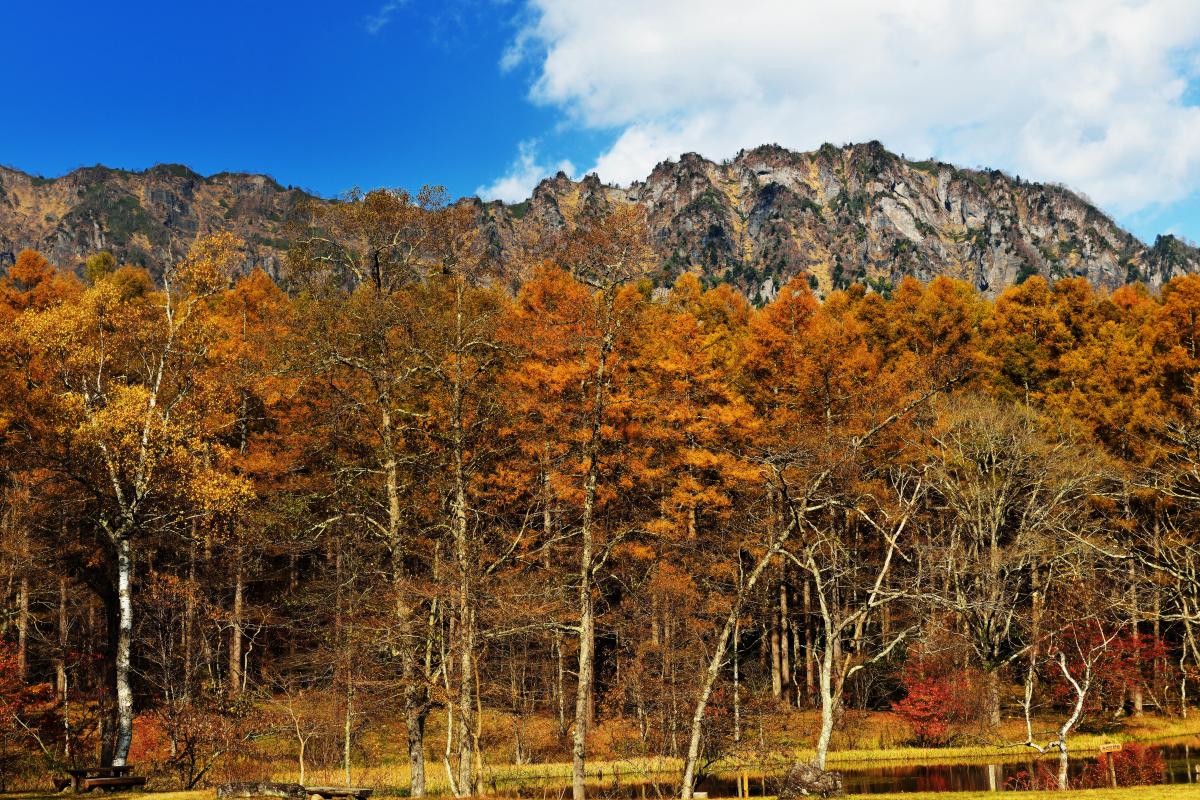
[112,536,134,765]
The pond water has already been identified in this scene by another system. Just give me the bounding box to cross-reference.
[798,744,1199,794]
[711,743,1200,795]
[480,741,1200,796]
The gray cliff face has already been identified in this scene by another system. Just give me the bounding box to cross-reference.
[3,142,1197,297]
[0,163,309,280]
[486,142,1199,298]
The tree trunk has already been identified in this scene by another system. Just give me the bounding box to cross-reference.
[554,630,566,737]
[401,603,429,798]
[815,644,836,770]
[572,578,594,800]
[297,735,307,785]
[769,596,782,699]
[667,619,678,756]
[58,576,71,760]
[99,589,118,766]
[1182,632,1192,719]
[1154,595,1164,712]
[987,669,1002,728]
[586,617,596,731]
[1127,560,1144,716]
[804,579,815,704]
[16,571,28,681]
[779,581,791,703]
[56,582,68,692]
[406,687,428,797]
[680,542,782,798]
[572,314,615,800]
[680,613,736,798]
[112,536,134,766]
[382,402,430,798]
[343,673,353,786]
[15,528,29,681]
[451,279,478,797]
[544,467,568,740]
[229,550,244,696]
[184,535,196,700]
[456,607,476,796]
[732,619,741,744]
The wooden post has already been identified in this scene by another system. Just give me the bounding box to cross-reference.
[1100,743,1122,788]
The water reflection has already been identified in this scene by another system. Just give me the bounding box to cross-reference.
[482,740,1200,796]
[707,742,1200,795]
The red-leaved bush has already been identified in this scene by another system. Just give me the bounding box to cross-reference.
[891,658,978,746]
[1047,624,1168,721]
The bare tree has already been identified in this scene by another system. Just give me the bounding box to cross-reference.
[919,395,1105,727]
[780,468,923,770]
[1019,568,1125,790]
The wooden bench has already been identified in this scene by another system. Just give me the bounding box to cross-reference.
[60,767,145,793]
[78,776,147,792]
[305,787,372,800]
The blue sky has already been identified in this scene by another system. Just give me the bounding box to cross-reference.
[0,1,578,198]
[3,1,1200,244]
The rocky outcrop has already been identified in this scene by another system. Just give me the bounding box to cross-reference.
[3,142,1198,296]
[482,141,1200,298]
[0,163,310,280]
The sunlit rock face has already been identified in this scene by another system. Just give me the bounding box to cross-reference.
[0,163,306,281]
[485,142,1200,298]
[4,142,1198,296]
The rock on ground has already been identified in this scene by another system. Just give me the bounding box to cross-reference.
[777,761,846,798]
[217,781,307,799]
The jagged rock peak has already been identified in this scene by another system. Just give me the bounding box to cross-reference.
[1,143,1197,298]
[489,141,1198,297]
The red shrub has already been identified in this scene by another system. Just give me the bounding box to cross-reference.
[1048,623,1167,719]
[891,661,978,746]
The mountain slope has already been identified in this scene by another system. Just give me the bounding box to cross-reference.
[3,142,1198,297]
[480,142,1200,300]
[0,163,311,279]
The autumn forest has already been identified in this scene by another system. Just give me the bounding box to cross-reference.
[4,189,1200,797]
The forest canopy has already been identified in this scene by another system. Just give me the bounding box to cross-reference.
[2,190,1200,796]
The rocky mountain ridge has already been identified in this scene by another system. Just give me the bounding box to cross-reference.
[480,142,1200,301]
[3,142,1198,299]
[0,162,308,280]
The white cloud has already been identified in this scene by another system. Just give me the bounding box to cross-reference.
[500,0,1200,216]
[364,1,405,35]
[476,139,575,203]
